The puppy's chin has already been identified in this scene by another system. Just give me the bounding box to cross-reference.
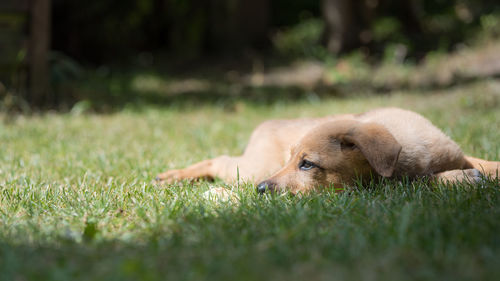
[285,183,346,195]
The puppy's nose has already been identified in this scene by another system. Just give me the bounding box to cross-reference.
[256,181,275,194]
[257,182,267,193]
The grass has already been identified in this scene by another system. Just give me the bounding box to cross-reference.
[0,79,500,281]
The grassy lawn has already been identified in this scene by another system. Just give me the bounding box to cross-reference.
[1,79,500,281]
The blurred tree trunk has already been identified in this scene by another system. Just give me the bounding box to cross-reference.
[149,0,168,47]
[167,0,269,58]
[322,0,358,54]
[167,0,209,59]
[322,0,422,55]
[321,0,375,54]
[29,0,51,107]
[208,0,269,52]
[394,0,423,35]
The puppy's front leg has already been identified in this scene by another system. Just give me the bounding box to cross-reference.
[155,155,238,184]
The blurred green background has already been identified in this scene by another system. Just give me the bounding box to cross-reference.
[1,0,500,110]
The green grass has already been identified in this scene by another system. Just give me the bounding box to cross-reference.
[1,80,500,281]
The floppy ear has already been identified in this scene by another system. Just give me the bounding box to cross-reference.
[343,122,402,177]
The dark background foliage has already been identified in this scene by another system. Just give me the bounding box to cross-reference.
[50,0,499,64]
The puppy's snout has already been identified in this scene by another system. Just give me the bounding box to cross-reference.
[256,182,267,193]
[256,181,276,194]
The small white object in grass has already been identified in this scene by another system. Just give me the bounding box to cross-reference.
[203,187,239,204]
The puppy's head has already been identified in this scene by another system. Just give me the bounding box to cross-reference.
[256,120,402,194]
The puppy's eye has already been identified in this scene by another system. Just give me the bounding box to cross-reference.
[299,160,317,171]
[341,141,356,150]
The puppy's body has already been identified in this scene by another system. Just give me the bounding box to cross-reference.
[157,108,499,193]
[356,108,466,177]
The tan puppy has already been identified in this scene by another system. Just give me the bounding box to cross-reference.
[156,108,499,193]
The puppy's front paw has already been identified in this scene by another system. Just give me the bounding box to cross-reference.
[155,169,186,185]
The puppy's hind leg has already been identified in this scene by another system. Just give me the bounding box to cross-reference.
[464,156,500,179]
[155,155,239,185]
[432,156,500,185]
